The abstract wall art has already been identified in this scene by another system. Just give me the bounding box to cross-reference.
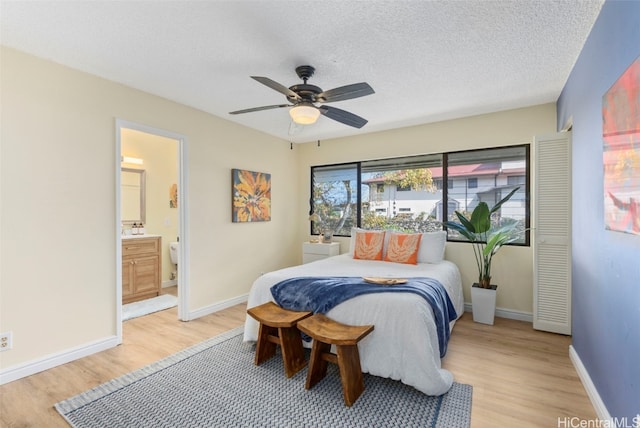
[232,168,271,222]
[603,56,640,235]
[169,183,178,208]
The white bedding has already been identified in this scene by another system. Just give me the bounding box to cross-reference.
[243,254,464,395]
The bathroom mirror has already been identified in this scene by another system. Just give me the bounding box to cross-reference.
[121,168,146,224]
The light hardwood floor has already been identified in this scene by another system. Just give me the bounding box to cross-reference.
[0,303,596,428]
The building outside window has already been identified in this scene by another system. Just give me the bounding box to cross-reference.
[446,146,529,244]
[310,145,529,246]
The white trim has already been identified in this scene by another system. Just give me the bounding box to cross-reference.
[177,133,189,321]
[463,302,533,323]
[0,336,119,385]
[569,345,611,421]
[185,294,248,321]
[115,119,189,328]
[162,279,177,288]
[115,123,124,342]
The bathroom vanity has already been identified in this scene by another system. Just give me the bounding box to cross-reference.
[122,235,161,304]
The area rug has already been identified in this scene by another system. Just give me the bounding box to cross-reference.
[55,327,472,427]
[122,294,178,321]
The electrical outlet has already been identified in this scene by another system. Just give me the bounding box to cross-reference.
[0,332,12,351]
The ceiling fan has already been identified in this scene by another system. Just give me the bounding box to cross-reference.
[229,65,374,129]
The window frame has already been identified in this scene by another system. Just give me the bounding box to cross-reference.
[310,143,530,247]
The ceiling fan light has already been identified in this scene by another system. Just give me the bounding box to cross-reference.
[289,104,320,125]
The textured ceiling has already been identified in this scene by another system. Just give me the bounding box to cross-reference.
[0,0,604,143]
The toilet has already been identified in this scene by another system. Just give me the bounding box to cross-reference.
[170,242,179,282]
[169,242,179,265]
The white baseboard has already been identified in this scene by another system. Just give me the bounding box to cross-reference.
[0,294,249,385]
[162,279,177,288]
[569,345,611,421]
[463,302,533,322]
[0,336,119,385]
[186,294,248,321]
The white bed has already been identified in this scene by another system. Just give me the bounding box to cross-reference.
[243,253,464,396]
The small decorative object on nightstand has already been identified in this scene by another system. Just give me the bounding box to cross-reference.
[302,242,340,264]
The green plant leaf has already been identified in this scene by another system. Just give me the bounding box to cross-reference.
[483,226,523,256]
[469,202,491,233]
[444,186,524,286]
[455,211,476,234]
[443,221,477,242]
[489,187,520,215]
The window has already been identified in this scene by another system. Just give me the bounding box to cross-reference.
[434,179,454,190]
[360,154,443,233]
[310,144,529,246]
[446,145,529,245]
[310,163,358,236]
[508,175,526,185]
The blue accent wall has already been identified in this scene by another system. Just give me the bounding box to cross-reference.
[557,0,640,418]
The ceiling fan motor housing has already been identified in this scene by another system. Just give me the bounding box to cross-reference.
[287,84,322,103]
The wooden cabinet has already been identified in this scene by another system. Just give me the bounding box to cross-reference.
[122,236,161,304]
[302,242,340,264]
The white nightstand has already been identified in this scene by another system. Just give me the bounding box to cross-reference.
[302,242,340,264]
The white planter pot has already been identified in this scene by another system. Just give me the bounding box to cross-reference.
[471,284,497,325]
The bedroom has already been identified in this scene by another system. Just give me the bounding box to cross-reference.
[1,0,638,425]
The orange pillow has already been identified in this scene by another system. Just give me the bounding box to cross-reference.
[384,233,422,264]
[353,230,385,260]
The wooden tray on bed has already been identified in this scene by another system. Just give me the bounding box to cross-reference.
[363,277,408,286]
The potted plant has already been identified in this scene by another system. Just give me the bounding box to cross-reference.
[309,212,333,243]
[443,187,523,325]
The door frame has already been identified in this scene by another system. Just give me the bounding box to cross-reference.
[115,119,189,342]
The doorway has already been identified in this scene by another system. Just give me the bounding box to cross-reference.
[115,119,189,341]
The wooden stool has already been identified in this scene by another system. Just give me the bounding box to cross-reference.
[246,302,312,378]
[296,313,374,406]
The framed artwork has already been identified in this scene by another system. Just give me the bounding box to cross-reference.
[603,56,640,235]
[232,168,271,222]
[169,183,178,208]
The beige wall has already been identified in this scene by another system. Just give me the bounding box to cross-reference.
[0,45,555,379]
[0,47,299,370]
[295,103,557,314]
[121,128,179,284]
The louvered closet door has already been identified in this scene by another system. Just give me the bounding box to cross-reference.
[534,132,572,335]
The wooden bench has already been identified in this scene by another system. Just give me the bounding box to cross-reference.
[296,313,374,406]
[246,302,312,378]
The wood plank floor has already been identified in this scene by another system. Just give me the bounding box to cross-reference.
[0,303,596,428]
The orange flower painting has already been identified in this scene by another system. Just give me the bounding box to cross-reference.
[232,169,271,222]
[169,183,178,208]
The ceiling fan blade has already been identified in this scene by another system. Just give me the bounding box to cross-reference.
[318,105,368,129]
[251,76,301,101]
[316,82,374,103]
[229,104,290,115]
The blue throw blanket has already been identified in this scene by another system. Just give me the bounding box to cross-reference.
[271,276,457,357]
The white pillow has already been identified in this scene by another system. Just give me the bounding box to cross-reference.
[350,227,445,262]
[417,231,446,263]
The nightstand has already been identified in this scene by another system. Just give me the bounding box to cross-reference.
[302,242,340,264]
